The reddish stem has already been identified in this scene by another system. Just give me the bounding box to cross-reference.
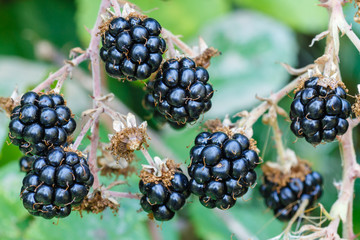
[32,53,88,92]
[105,190,141,199]
[87,0,112,190]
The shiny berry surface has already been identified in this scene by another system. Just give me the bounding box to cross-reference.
[289,77,350,145]
[188,131,260,210]
[100,17,166,81]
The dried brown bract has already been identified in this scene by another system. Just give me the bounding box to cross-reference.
[108,113,148,162]
[0,97,15,117]
[74,190,119,215]
[140,158,180,187]
[194,47,220,69]
[261,159,312,192]
[352,94,360,119]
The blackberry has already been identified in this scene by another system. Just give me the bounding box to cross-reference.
[289,77,351,144]
[20,156,35,173]
[144,58,214,128]
[260,163,323,221]
[20,148,94,219]
[8,92,76,156]
[100,17,166,81]
[139,164,190,221]
[188,131,260,210]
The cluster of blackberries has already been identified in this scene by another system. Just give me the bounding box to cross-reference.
[100,17,166,80]
[259,171,323,221]
[20,147,94,219]
[20,156,35,173]
[290,77,351,144]
[9,92,76,156]
[188,131,260,210]
[139,170,190,221]
[143,58,214,128]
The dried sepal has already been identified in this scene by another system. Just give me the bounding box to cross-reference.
[140,158,180,187]
[109,113,148,161]
[74,190,120,215]
[98,142,137,178]
[352,93,360,119]
[261,157,312,191]
[203,116,259,153]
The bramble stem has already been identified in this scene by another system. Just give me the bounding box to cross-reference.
[331,119,359,239]
[268,107,287,166]
[240,72,307,131]
[32,53,88,92]
[105,190,141,199]
[110,0,121,16]
[87,0,112,190]
[161,28,195,57]
[72,108,104,150]
[140,147,156,167]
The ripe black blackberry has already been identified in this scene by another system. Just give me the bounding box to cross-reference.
[139,159,190,221]
[188,131,260,210]
[20,156,35,173]
[289,77,351,145]
[20,148,94,219]
[144,58,214,128]
[8,92,76,156]
[100,17,166,81]
[259,162,323,221]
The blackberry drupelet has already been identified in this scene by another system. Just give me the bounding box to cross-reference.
[8,92,76,156]
[144,57,214,128]
[289,77,351,145]
[100,17,166,81]
[20,156,35,173]
[139,168,190,221]
[20,148,94,219]
[188,131,260,210]
[260,170,323,221]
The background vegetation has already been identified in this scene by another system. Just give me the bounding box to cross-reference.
[0,0,359,239]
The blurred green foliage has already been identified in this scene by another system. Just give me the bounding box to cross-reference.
[0,0,360,239]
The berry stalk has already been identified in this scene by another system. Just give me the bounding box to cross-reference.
[87,0,113,190]
[240,71,307,133]
[32,53,89,93]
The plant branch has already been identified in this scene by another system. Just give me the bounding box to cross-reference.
[32,53,88,92]
[87,0,112,190]
[161,28,195,57]
[104,190,141,199]
[140,147,156,167]
[72,108,104,150]
[330,118,359,239]
[239,72,307,132]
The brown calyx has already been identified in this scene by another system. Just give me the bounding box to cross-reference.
[352,94,360,119]
[0,97,16,117]
[203,119,259,152]
[261,159,312,191]
[127,12,147,20]
[194,47,220,69]
[74,190,119,215]
[63,146,84,158]
[204,119,233,136]
[294,75,348,94]
[139,159,180,187]
[108,127,148,161]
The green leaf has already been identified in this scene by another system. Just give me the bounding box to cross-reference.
[232,0,328,34]
[75,0,101,46]
[0,162,31,239]
[131,0,230,40]
[199,10,298,118]
[0,57,50,157]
